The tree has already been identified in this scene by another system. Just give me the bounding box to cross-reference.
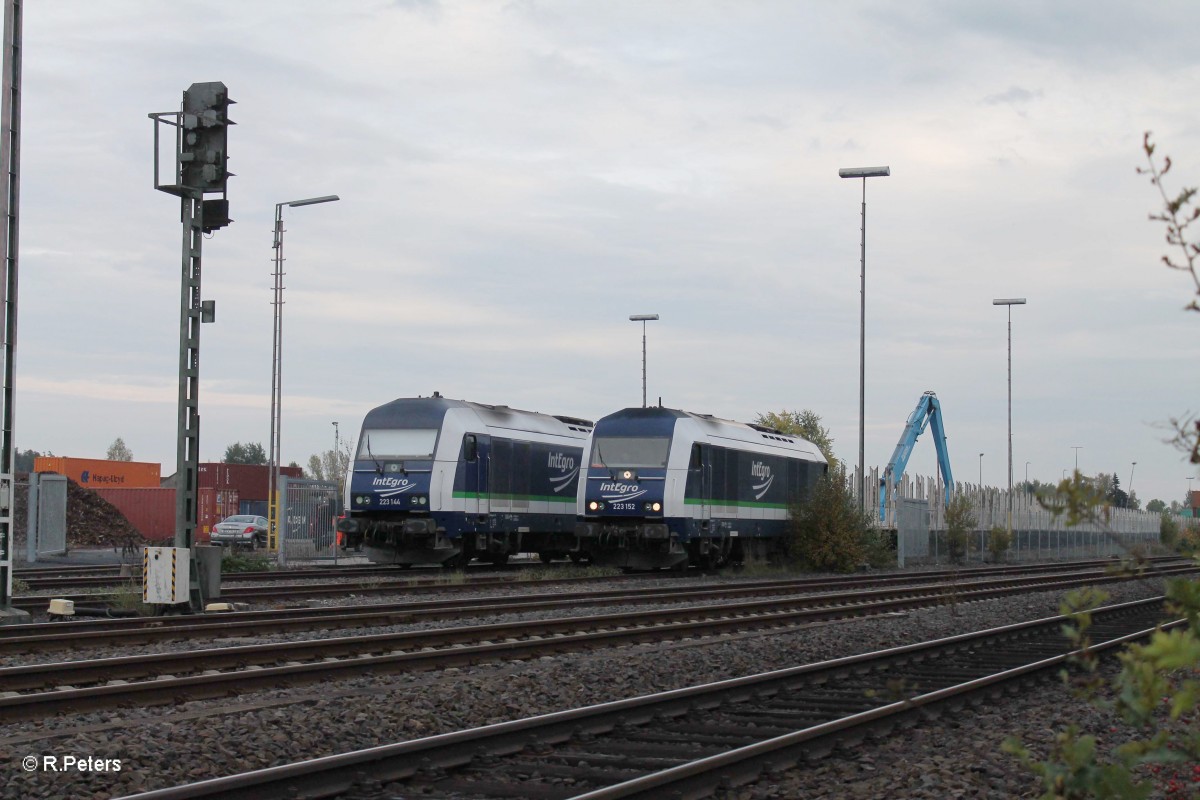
[14,448,50,472]
[224,442,267,465]
[787,465,890,572]
[755,409,837,468]
[1007,133,1200,798]
[307,444,350,486]
[1140,132,1200,465]
[1146,498,1167,514]
[105,437,133,461]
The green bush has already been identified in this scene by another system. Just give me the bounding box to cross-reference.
[944,494,976,564]
[987,525,1011,562]
[788,469,881,572]
[1160,512,1180,551]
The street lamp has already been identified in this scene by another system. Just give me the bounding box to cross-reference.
[629,314,659,408]
[1129,461,1137,504]
[332,420,339,475]
[979,452,984,488]
[1025,461,1030,486]
[1072,446,1082,474]
[839,165,890,510]
[993,297,1026,538]
[268,194,340,551]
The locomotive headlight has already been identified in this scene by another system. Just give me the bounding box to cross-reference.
[652,502,662,512]
[621,470,633,480]
[420,496,427,505]
[588,500,599,512]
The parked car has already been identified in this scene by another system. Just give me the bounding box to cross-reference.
[210,515,269,549]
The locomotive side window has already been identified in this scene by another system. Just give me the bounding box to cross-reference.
[464,434,477,462]
[689,443,702,471]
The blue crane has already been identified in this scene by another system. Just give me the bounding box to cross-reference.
[879,391,954,522]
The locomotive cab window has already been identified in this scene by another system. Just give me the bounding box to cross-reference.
[463,434,477,462]
[589,436,670,469]
[689,443,702,471]
[358,429,438,459]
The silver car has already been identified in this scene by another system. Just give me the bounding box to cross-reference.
[210,515,269,549]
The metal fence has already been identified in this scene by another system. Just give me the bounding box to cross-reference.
[854,467,1176,566]
[25,473,66,561]
[277,476,341,566]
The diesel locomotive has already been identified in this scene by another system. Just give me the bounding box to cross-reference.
[339,394,592,566]
[575,406,827,569]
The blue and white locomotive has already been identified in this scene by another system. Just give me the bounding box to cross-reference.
[575,407,827,570]
[339,394,592,567]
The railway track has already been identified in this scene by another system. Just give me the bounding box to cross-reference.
[3,560,1190,654]
[11,554,1185,614]
[13,559,551,590]
[1,564,1185,722]
[111,596,1174,800]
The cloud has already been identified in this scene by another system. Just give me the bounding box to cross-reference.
[983,86,1043,106]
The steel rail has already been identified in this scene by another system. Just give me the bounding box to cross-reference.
[12,554,1186,614]
[3,562,1194,656]
[108,597,1174,800]
[0,569,1180,721]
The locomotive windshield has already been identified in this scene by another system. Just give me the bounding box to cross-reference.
[358,429,438,459]
[590,436,669,469]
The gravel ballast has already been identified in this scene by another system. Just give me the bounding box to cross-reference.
[0,575,1182,800]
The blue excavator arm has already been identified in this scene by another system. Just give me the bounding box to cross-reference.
[879,391,954,521]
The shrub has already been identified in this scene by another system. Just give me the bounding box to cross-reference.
[1160,512,1180,551]
[944,494,976,564]
[987,525,1011,562]
[789,469,879,573]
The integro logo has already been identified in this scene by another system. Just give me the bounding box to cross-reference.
[372,477,411,488]
[372,476,415,497]
[750,461,774,500]
[548,453,576,472]
[548,452,580,494]
[599,482,639,494]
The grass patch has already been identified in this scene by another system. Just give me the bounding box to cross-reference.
[220,551,273,574]
[103,581,152,616]
[729,561,794,579]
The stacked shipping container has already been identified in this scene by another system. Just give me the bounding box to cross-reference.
[90,487,239,542]
[33,457,160,488]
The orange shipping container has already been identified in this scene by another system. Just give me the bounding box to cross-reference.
[33,457,161,488]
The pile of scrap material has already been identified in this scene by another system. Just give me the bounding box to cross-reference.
[13,475,149,550]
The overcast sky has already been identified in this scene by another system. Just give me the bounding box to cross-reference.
[14,1,1200,507]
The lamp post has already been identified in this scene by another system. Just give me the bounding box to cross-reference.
[993,298,1026,538]
[979,453,984,488]
[332,420,339,479]
[1072,446,1082,474]
[1188,477,1195,512]
[629,314,659,408]
[839,165,890,510]
[1128,461,1136,506]
[268,194,340,552]
[1025,461,1030,485]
